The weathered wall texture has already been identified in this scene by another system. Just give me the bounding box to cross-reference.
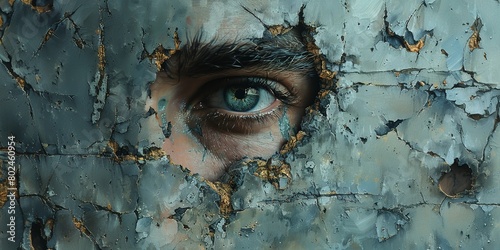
[0,0,499,249]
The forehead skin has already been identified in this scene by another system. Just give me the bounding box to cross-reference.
[172,1,304,44]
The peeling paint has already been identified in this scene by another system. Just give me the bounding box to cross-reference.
[1,0,499,249]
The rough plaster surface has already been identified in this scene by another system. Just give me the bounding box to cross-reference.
[0,0,499,249]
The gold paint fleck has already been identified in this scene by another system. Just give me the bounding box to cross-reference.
[254,158,292,190]
[318,60,336,80]
[394,71,400,77]
[320,68,336,81]
[404,38,424,52]
[268,25,292,36]
[173,31,181,50]
[98,44,106,74]
[468,31,480,51]
[151,31,181,71]
[280,131,306,155]
[8,0,14,6]
[205,181,233,216]
[16,77,26,90]
[108,140,164,162]
[145,147,165,160]
[468,18,483,51]
[152,46,170,71]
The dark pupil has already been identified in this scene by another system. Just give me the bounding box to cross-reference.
[224,86,260,112]
[234,88,247,99]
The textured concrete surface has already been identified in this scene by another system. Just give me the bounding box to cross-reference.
[0,0,499,249]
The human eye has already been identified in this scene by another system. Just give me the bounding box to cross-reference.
[188,76,295,134]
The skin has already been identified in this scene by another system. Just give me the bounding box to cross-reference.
[146,13,319,180]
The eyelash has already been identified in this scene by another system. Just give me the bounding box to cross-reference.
[197,107,284,133]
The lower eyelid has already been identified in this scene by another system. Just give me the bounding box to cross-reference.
[189,103,284,134]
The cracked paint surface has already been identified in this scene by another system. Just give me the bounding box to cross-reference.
[0,0,499,249]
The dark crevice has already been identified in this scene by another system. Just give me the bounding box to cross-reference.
[30,219,48,250]
[375,119,404,136]
[438,159,474,198]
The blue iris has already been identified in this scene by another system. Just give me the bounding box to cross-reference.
[223,86,260,112]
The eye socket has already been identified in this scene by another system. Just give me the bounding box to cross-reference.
[205,81,277,113]
[188,76,294,134]
[192,77,293,113]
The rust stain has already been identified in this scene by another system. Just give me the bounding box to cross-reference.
[72,217,91,236]
[8,0,14,6]
[205,181,233,216]
[0,16,3,28]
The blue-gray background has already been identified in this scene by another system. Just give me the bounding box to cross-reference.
[0,0,499,249]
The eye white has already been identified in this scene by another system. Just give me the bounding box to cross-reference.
[207,86,276,112]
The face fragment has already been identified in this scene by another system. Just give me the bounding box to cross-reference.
[148,22,319,180]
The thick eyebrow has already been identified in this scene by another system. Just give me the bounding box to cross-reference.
[162,29,318,80]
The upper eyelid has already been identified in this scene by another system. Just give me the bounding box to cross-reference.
[188,76,297,108]
[162,32,317,80]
